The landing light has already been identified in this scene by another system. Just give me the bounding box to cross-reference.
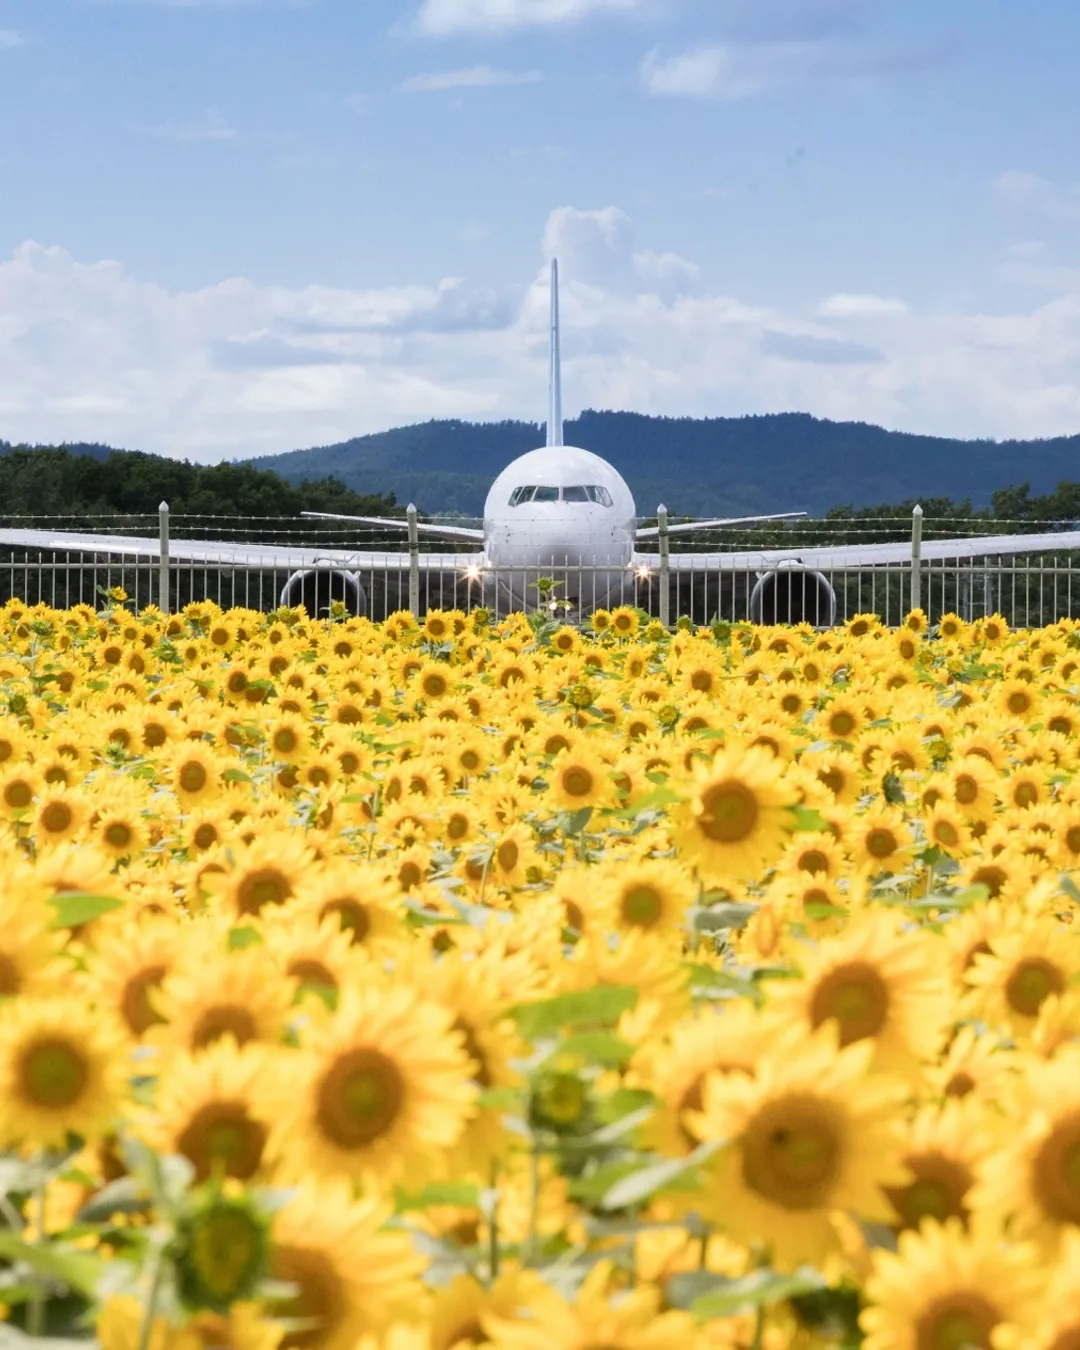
[635,565,652,580]
[465,565,483,582]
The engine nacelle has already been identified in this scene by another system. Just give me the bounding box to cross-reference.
[749,565,837,627]
[279,569,367,618]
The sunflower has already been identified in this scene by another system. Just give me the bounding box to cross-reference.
[971,1045,1080,1252]
[427,1270,552,1350]
[860,1219,1039,1350]
[137,1036,275,1183]
[150,943,295,1054]
[802,748,863,805]
[0,996,129,1148]
[81,917,180,1038]
[634,1003,803,1158]
[167,743,226,808]
[882,1099,992,1233]
[942,758,1000,822]
[0,763,41,818]
[609,605,640,640]
[0,880,64,998]
[923,800,971,856]
[596,857,696,937]
[671,745,795,882]
[209,837,316,919]
[772,911,950,1077]
[30,784,89,848]
[684,1029,907,1270]
[266,982,476,1187]
[849,804,915,876]
[92,792,150,860]
[483,1261,694,1350]
[965,911,1080,1037]
[261,911,368,1002]
[548,743,613,811]
[996,1226,1080,1350]
[96,1296,198,1350]
[923,1024,1015,1104]
[291,864,403,952]
[264,713,314,765]
[266,1181,422,1350]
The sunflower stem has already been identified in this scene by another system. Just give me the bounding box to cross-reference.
[27,1176,46,1337]
[751,1305,765,1350]
[487,1161,500,1284]
[524,1138,540,1267]
[136,1245,166,1350]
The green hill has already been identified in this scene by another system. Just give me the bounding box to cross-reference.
[245,411,1080,519]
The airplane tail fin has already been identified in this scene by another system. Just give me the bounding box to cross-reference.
[547,258,563,448]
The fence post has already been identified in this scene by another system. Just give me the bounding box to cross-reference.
[407,503,420,617]
[910,503,923,616]
[158,501,170,615]
[657,504,670,628]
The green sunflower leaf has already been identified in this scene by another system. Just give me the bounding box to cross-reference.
[511,986,639,1039]
[47,892,124,929]
[598,1140,719,1211]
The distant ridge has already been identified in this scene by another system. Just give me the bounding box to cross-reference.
[244,410,1080,518]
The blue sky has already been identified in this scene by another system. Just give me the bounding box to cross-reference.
[1,0,1079,461]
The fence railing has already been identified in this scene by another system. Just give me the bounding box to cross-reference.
[1,504,1080,629]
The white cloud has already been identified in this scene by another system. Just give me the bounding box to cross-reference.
[401,65,542,92]
[818,293,909,318]
[993,171,1080,222]
[135,111,237,142]
[5,213,1080,463]
[641,33,953,100]
[0,29,22,49]
[414,0,645,37]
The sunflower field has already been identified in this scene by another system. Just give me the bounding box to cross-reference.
[0,594,1079,1350]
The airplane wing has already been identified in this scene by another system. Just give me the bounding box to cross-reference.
[0,528,483,573]
[301,512,485,543]
[638,529,1080,572]
[634,512,807,539]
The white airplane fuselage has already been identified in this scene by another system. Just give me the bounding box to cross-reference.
[480,443,639,613]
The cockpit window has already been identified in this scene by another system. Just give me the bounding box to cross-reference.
[508,484,614,507]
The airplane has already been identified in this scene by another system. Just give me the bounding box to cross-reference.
[3,258,1080,625]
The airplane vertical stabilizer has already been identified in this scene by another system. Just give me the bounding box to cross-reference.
[547,258,564,448]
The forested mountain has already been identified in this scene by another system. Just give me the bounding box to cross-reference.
[246,411,1080,519]
[0,443,402,520]
[6,410,1080,524]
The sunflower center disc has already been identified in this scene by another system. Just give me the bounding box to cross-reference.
[884,1154,972,1229]
[237,868,291,915]
[179,1103,267,1182]
[621,885,663,927]
[179,763,208,793]
[697,780,759,844]
[121,965,167,1036]
[323,900,370,942]
[810,962,889,1046]
[317,1048,405,1149]
[19,1037,89,1109]
[1006,957,1064,1018]
[41,803,72,834]
[742,1097,840,1210]
[561,768,594,798]
[915,1293,998,1350]
[1034,1112,1080,1224]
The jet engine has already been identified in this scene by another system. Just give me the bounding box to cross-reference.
[748,564,837,627]
[279,569,367,618]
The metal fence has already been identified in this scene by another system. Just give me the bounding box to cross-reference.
[2,505,1080,628]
